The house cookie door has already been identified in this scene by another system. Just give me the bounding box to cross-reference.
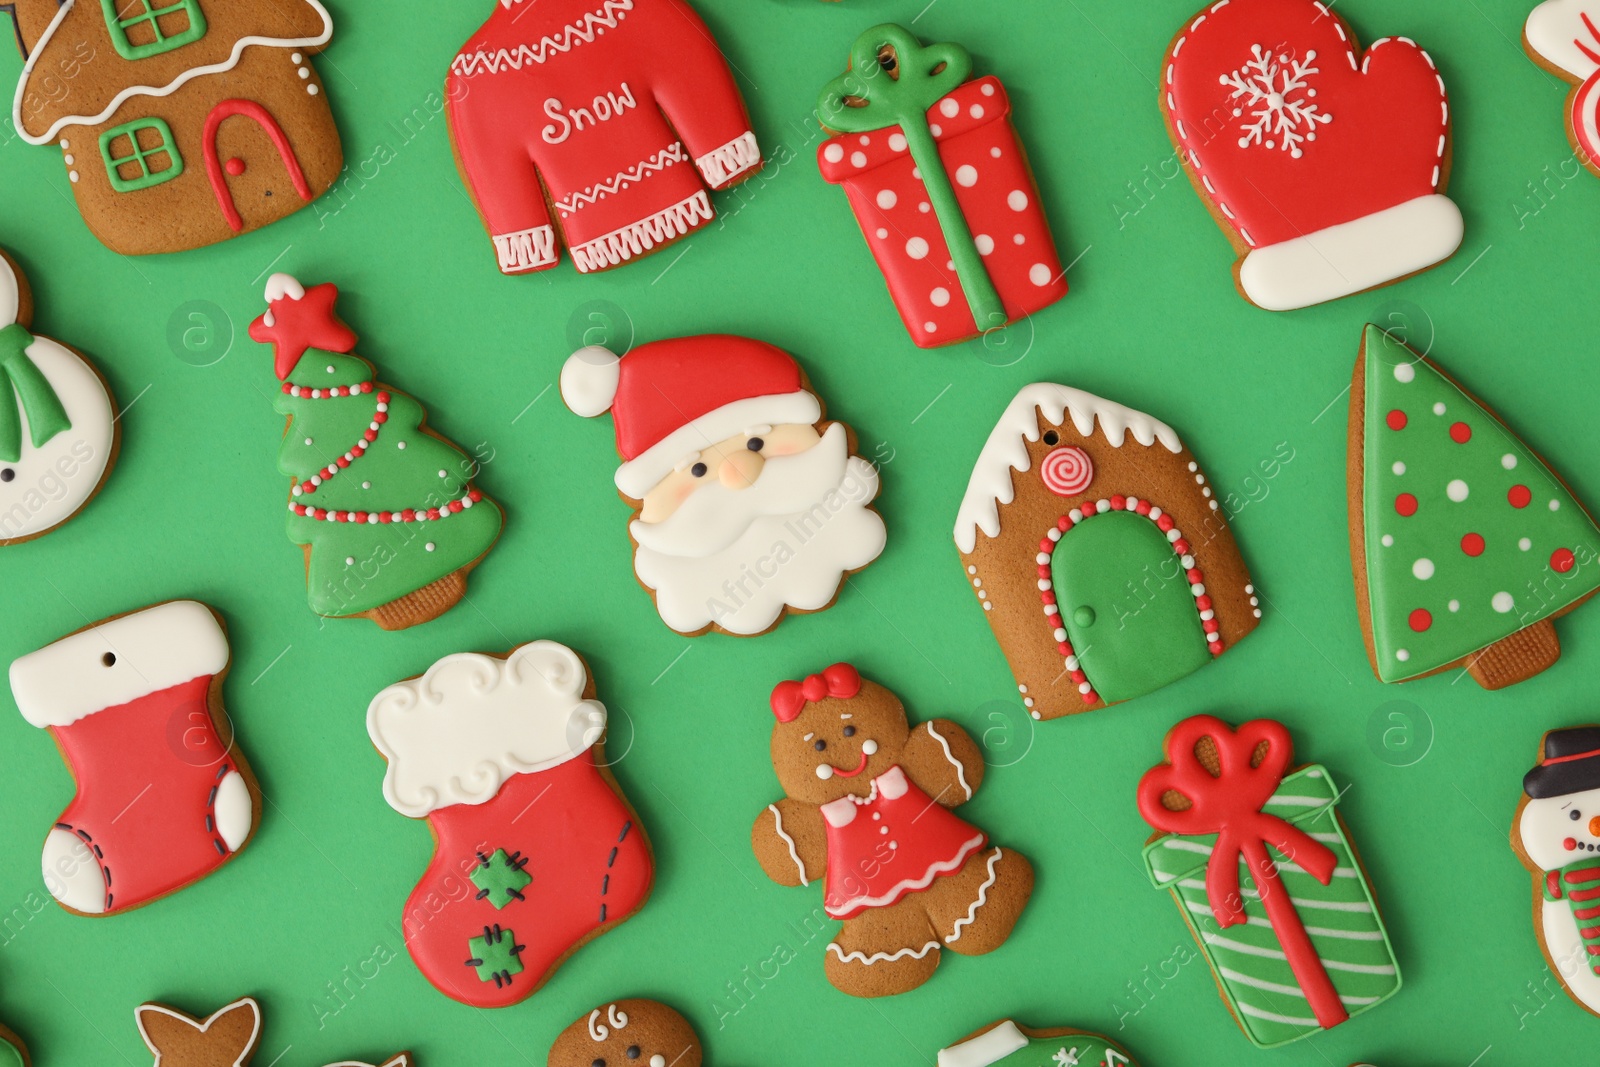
[202,100,315,233]
[1050,510,1211,703]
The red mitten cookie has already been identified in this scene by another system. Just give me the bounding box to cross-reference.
[0,248,119,546]
[1161,0,1462,310]
[816,25,1067,348]
[1349,326,1600,688]
[1525,2,1600,175]
[135,998,410,1067]
[561,336,886,637]
[367,641,653,1008]
[549,1001,701,1067]
[751,664,1033,998]
[937,1019,1141,1067]
[9,601,258,916]
[6,1,343,254]
[446,0,761,275]
[955,383,1259,719]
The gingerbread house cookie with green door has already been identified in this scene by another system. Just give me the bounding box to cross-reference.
[7,0,342,254]
[954,384,1261,720]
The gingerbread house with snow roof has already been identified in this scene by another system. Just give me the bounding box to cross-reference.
[953,383,1261,720]
[7,0,341,254]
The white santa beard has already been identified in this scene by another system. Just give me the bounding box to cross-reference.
[1521,787,1600,871]
[631,423,852,559]
[632,453,886,635]
[0,337,115,542]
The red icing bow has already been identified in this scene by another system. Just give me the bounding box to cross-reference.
[249,281,358,380]
[770,664,862,722]
[1137,715,1348,1031]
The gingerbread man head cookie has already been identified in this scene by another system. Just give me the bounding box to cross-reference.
[549,1001,701,1067]
[562,336,886,637]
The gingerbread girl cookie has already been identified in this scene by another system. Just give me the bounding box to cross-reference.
[1525,1,1600,176]
[135,997,409,1067]
[751,663,1032,997]
[548,1000,702,1067]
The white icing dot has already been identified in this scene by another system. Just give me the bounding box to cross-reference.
[1502,454,1518,470]
[1492,591,1514,613]
[919,201,931,213]
[298,67,311,79]
[1412,558,1434,580]
[968,566,977,574]
[930,287,951,307]
[292,52,303,62]
[940,98,960,118]
[1392,462,1406,476]
[304,437,313,445]
[439,470,448,478]
[924,322,937,333]
[1013,233,1026,245]
[1381,534,1394,547]
[956,164,978,187]
[875,227,888,239]
[362,481,371,489]
[889,132,907,152]
[397,441,407,450]
[1394,362,1416,383]
[929,124,943,137]
[912,167,921,179]
[906,237,929,259]
[426,542,436,552]
[981,82,995,96]
[990,147,1001,158]
[62,154,73,165]
[1029,263,1053,286]
[858,135,870,146]
[824,144,844,163]
[1433,402,1446,415]
[970,104,985,119]
[850,151,868,168]
[1448,599,1460,612]
[1551,499,1562,511]
[59,139,68,148]
[308,84,319,95]
[69,171,79,182]
[1396,649,1410,662]
[876,189,897,209]
[1446,479,1469,502]
[975,234,994,255]
[1520,537,1532,551]
[344,556,355,566]
[1007,190,1029,211]
[326,365,335,373]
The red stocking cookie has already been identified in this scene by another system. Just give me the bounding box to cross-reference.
[367,641,653,1007]
[1161,0,1462,310]
[548,1000,702,1067]
[1525,1,1600,175]
[561,336,886,636]
[135,998,410,1067]
[446,0,761,275]
[750,664,1033,997]
[10,601,258,916]
[6,1,342,254]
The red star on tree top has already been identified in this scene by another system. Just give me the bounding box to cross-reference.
[249,274,358,379]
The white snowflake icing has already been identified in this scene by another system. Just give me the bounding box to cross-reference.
[1219,45,1333,159]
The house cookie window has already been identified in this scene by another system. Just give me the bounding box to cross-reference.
[98,118,184,193]
[99,0,208,61]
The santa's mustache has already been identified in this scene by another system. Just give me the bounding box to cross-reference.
[630,425,852,559]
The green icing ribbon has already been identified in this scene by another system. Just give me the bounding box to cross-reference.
[0,322,71,463]
[817,24,1007,333]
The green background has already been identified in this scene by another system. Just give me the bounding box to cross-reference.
[0,0,1593,1064]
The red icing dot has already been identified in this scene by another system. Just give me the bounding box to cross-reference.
[1386,410,1407,431]
[1509,485,1532,508]
[1461,533,1485,556]
[1449,421,1471,443]
[1408,609,1432,632]
[224,157,246,176]
[1395,493,1418,517]
[1553,548,1577,573]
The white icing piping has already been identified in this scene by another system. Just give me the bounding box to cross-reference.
[571,190,714,273]
[954,383,1182,554]
[825,833,986,917]
[13,0,335,145]
[925,721,972,800]
[826,940,940,966]
[945,847,1003,944]
[768,803,810,886]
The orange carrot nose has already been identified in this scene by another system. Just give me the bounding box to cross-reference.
[1588,815,1600,837]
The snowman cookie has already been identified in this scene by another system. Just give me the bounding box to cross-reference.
[1513,725,1600,1016]
[0,249,118,545]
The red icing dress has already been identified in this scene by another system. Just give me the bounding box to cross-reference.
[821,766,985,919]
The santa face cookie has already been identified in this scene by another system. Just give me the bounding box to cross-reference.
[751,664,1033,998]
[549,1001,701,1067]
[561,336,887,637]
[1349,326,1600,688]
[1513,726,1600,1017]
[0,249,118,546]
[367,641,653,1008]
[815,24,1067,348]
[250,275,505,630]
[937,1019,1140,1067]
[446,0,761,275]
[6,1,342,254]
[136,997,410,1067]
[1525,1,1600,175]
[1161,0,1462,310]
[9,601,258,916]
[955,383,1259,719]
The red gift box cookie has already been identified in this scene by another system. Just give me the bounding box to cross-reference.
[816,25,1066,347]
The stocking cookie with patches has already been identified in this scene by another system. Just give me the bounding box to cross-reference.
[1161,0,1462,309]
[1513,726,1600,1017]
[562,336,886,637]
[367,641,653,1008]
[1349,326,1600,688]
[751,663,1033,998]
[548,1000,703,1067]
[10,600,258,916]
[0,248,118,545]
[937,1019,1141,1067]
[135,997,411,1067]
[1524,1,1600,176]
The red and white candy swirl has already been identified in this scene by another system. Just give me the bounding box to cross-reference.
[1040,446,1094,497]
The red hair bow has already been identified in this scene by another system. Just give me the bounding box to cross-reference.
[770,663,862,722]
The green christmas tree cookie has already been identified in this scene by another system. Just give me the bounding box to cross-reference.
[249,274,503,630]
[1350,325,1600,687]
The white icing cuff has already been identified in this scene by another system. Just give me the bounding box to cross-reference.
[10,601,229,728]
[614,391,822,499]
[937,1021,1029,1067]
[1238,194,1464,312]
[367,641,606,818]
[695,130,761,187]
[571,191,714,273]
[493,225,558,274]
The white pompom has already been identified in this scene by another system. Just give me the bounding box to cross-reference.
[561,345,621,417]
[264,273,305,303]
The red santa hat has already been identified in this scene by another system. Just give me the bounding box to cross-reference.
[561,335,822,499]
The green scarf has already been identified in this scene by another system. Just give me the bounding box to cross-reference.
[0,322,71,463]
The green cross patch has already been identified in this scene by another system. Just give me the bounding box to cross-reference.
[470,848,532,909]
[465,925,524,986]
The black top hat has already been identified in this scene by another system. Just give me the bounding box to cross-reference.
[1524,726,1600,799]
